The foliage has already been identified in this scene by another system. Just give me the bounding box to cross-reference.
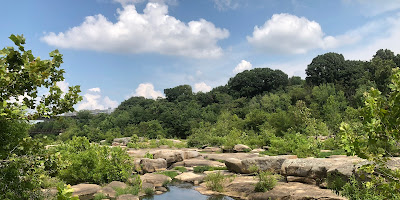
[205,172,227,192]
[114,185,141,196]
[144,151,154,159]
[56,184,79,200]
[55,136,133,185]
[144,187,155,196]
[156,171,179,179]
[173,166,187,172]
[254,171,280,192]
[93,193,107,200]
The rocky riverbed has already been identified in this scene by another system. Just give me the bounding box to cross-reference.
[46,143,400,200]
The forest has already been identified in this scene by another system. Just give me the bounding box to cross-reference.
[2,34,400,199]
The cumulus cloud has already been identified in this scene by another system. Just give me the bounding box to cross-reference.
[194,82,212,93]
[342,0,400,16]
[213,0,239,11]
[128,83,164,99]
[233,60,252,74]
[77,88,118,110]
[247,13,359,54]
[41,2,229,58]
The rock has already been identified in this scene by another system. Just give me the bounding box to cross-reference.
[225,158,249,174]
[248,182,346,200]
[142,182,155,191]
[99,186,116,199]
[286,176,316,185]
[116,194,139,200]
[281,156,364,186]
[183,151,200,159]
[71,184,101,200]
[233,144,251,152]
[181,158,226,168]
[153,150,184,166]
[107,181,127,189]
[250,149,265,153]
[140,173,172,187]
[155,186,168,192]
[242,155,297,173]
[175,172,205,183]
[202,147,221,152]
[387,157,400,170]
[140,158,167,173]
[113,137,131,145]
[226,155,297,174]
[203,153,259,162]
[155,191,163,195]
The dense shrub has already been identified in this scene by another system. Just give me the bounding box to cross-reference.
[55,136,133,185]
[254,171,281,192]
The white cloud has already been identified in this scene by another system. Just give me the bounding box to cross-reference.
[56,81,69,93]
[88,87,101,92]
[342,0,400,16]
[342,13,400,60]
[213,0,239,11]
[41,2,229,58]
[233,60,252,74]
[128,83,164,99]
[77,88,118,110]
[194,82,212,93]
[247,13,359,54]
[113,0,145,5]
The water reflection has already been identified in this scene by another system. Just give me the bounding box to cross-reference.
[140,182,235,200]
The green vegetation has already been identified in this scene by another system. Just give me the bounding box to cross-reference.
[156,171,179,179]
[254,171,281,192]
[173,166,188,172]
[204,172,227,192]
[55,184,79,200]
[3,34,400,199]
[114,186,141,196]
[193,166,227,173]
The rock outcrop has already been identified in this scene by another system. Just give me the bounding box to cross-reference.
[140,158,167,173]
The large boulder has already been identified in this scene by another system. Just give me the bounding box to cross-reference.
[99,181,127,199]
[140,173,172,187]
[153,150,184,166]
[203,153,259,162]
[248,182,346,200]
[233,144,251,152]
[281,156,364,186]
[225,155,297,174]
[116,194,139,200]
[140,158,167,173]
[173,158,226,168]
[183,151,200,159]
[71,184,101,200]
[175,172,205,183]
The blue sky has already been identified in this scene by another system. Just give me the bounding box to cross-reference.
[2,0,400,110]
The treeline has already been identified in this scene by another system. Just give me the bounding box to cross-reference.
[31,49,400,154]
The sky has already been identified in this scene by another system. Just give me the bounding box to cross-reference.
[2,0,400,110]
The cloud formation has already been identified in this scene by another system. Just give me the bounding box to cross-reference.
[128,83,164,99]
[41,2,229,58]
[247,13,359,54]
[233,60,252,74]
[213,0,239,11]
[77,88,118,110]
[194,82,212,93]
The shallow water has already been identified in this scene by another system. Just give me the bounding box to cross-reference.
[140,182,235,200]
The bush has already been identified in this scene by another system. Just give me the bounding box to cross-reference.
[156,171,179,179]
[254,171,280,192]
[144,187,155,195]
[144,151,153,159]
[204,172,226,192]
[56,137,133,185]
[115,186,141,196]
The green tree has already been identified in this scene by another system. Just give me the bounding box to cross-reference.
[0,34,82,199]
[306,52,346,86]
[164,84,193,102]
[227,68,288,98]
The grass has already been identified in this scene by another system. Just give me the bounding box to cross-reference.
[93,193,107,200]
[144,187,155,195]
[156,171,179,179]
[193,166,227,173]
[204,172,226,192]
[114,185,140,196]
[173,166,187,173]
